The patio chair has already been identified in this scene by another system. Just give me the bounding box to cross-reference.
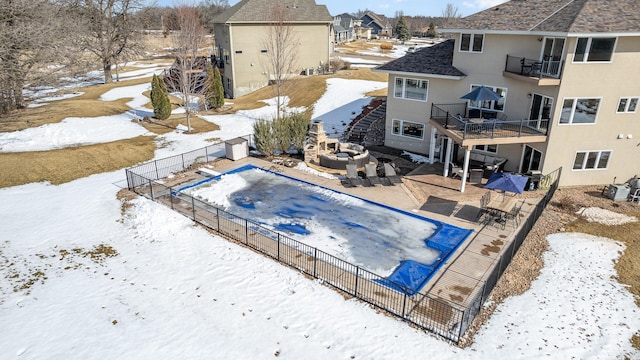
[345,163,364,187]
[365,163,382,187]
[476,191,491,222]
[383,163,403,185]
[449,163,463,178]
[503,200,525,228]
[629,188,640,204]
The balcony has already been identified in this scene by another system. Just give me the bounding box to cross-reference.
[430,103,548,147]
[503,55,563,86]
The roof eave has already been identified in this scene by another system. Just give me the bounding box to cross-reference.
[373,68,466,80]
[440,28,640,37]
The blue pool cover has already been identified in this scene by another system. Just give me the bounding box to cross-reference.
[178,164,473,295]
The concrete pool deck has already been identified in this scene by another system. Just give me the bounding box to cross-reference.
[177,156,545,314]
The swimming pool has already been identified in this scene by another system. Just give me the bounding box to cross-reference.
[180,165,473,294]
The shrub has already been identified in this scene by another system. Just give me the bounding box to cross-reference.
[379,42,393,50]
[253,119,277,156]
[150,74,171,120]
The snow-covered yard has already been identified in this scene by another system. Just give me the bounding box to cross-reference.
[1,68,639,359]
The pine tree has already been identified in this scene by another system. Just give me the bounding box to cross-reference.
[205,63,224,109]
[395,16,411,43]
[212,66,225,109]
[150,74,171,120]
[426,22,437,38]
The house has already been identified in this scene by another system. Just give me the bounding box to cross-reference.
[212,0,332,99]
[374,0,640,191]
[332,14,351,44]
[360,12,392,38]
[333,13,372,44]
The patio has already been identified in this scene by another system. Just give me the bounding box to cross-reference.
[196,154,546,310]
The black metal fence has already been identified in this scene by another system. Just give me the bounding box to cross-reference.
[454,166,562,339]
[125,140,561,344]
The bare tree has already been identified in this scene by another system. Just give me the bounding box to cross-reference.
[165,6,208,132]
[199,0,229,32]
[440,3,461,29]
[261,4,298,121]
[0,0,82,115]
[78,0,143,84]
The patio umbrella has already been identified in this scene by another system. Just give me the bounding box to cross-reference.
[460,86,501,117]
[484,172,529,195]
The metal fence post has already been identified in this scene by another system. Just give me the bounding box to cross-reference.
[354,267,359,296]
[245,220,249,244]
[192,196,196,220]
[216,207,220,231]
[155,160,159,180]
[313,248,317,277]
[181,154,185,170]
[149,179,154,200]
[277,233,280,260]
[401,293,407,317]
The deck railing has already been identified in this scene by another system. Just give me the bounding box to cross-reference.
[504,55,564,79]
[431,103,548,139]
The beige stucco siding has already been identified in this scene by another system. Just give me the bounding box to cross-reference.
[544,36,640,186]
[217,23,330,98]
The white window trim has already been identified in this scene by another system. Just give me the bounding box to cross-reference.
[616,97,639,113]
[392,119,425,140]
[572,36,617,64]
[558,97,602,125]
[572,150,611,171]
[467,84,507,113]
[393,77,429,102]
[459,33,484,53]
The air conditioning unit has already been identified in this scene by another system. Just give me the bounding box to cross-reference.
[606,183,630,201]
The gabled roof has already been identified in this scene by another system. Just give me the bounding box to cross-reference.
[375,40,466,79]
[361,12,390,28]
[451,0,640,34]
[213,0,332,24]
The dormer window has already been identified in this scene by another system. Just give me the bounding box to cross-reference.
[460,33,483,53]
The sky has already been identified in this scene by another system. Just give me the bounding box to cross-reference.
[1,46,639,358]
[153,0,509,18]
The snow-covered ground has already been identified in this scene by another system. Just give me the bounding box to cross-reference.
[1,69,639,359]
[311,78,386,139]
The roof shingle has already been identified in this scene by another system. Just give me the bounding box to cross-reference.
[375,40,466,78]
[452,0,640,33]
[213,0,332,24]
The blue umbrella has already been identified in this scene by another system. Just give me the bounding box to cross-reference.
[460,86,502,102]
[461,86,501,118]
[484,172,529,194]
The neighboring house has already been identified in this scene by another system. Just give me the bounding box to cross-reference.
[333,13,369,43]
[353,18,372,40]
[212,0,332,99]
[332,14,350,44]
[375,0,640,190]
[360,12,392,38]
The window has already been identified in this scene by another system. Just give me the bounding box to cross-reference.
[617,97,638,113]
[472,144,497,154]
[559,98,600,124]
[260,49,268,53]
[573,151,610,170]
[392,119,424,139]
[394,77,428,101]
[574,37,616,62]
[460,33,483,53]
[235,50,243,54]
[467,85,507,112]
